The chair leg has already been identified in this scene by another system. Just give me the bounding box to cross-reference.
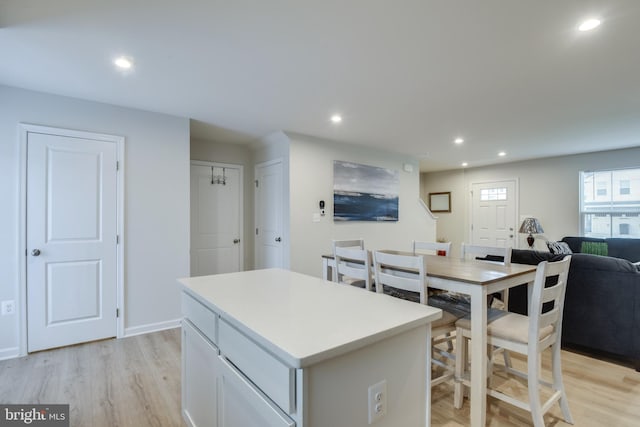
[445,331,454,352]
[552,341,574,424]
[502,348,512,368]
[527,352,545,427]
[453,330,466,409]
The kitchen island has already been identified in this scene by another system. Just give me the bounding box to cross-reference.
[179,268,441,427]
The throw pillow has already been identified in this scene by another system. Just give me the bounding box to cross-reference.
[547,241,573,255]
[581,241,608,256]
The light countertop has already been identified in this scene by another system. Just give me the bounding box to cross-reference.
[179,268,442,368]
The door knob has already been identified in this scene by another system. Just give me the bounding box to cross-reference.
[233,239,240,244]
[275,237,282,242]
[31,249,41,256]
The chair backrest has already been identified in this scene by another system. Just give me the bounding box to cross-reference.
[332,239,364,251]
[331,239,365,281]
[413,240,452,257]
[460,243,512,266]
[529,256,572,346]
[334,246,372,291]
[372,251,427,304]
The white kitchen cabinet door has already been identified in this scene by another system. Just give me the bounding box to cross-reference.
[218,356,294,427]
[182,320,219,427]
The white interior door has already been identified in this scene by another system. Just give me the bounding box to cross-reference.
[255,160,284,269]
[27,131,118,352]
[190,162,243,276]
[470,180,517,247]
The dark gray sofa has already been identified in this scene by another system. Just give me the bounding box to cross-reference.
[508,249,640,371]
[561,236,640,263]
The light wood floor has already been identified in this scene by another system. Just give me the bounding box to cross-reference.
[1,328,638,426]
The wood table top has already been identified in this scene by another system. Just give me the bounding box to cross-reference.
[324,250,537,286]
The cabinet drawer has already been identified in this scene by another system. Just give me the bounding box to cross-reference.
[182,292,218,344]
[219,319,295,414]
[218,356,295,427]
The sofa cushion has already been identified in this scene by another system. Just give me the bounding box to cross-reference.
[569,252,640,274]
[511,249,564,265]
[561,236,605,253]
[606,238,640,263]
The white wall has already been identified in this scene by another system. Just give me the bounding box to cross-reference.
[191,138,254,269]
[0,85,190,357]
[288,133,436,277]
[421,147,640,257]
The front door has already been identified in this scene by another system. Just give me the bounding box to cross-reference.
[190,162,243,276]
[255,160,284,269]
[26,130,119,352]
[470,180,517,248]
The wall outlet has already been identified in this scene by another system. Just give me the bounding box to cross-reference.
[368,380,387,424]
[1,300,16,315]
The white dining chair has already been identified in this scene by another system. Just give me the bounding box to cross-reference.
[413,240,455,354]
[331,239,365,282]
[413,240,452,257]
[460,243,512,265]
[453,256,573,427]
[461,243,513,307]
[333,246,372,291]
[460,243,514,367]
[372,251,460,388]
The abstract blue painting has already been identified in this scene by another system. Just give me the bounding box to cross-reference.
[333,161,399,221]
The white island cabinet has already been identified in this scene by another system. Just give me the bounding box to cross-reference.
[179,268,441,427]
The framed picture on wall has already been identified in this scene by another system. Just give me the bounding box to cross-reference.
[429,192,451,213]
[333,160,399,221]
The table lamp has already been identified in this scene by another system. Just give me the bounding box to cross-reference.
[519,217,544,248]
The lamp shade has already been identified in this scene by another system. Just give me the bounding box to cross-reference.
[519,217,544,234]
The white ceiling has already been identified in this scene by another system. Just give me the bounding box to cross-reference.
[2,1,639,171]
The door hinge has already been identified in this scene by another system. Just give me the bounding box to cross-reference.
[255,180,259,188]
[116,308,120,318]
[256,228,259,235]
[116,235,120,244]
[116,161,120,171]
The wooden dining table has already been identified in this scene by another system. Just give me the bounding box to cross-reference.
[322,251,538,427]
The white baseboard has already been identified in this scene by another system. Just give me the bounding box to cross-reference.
[123,318,181,338]
[0,347,20,361]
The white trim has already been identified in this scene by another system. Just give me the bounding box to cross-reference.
[419,198,437,220]
[190,160,245,272]
[17,123,125,356]
[124,319,181,338]
[0,347,20,361]
[116,139,125,339]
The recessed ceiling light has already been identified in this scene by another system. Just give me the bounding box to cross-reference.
[330,114,343,124]
[461,162,468,167]
[454,137,464,144]
[578,18,601,32]
[498,151,506,157]
[114,56,133,69]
